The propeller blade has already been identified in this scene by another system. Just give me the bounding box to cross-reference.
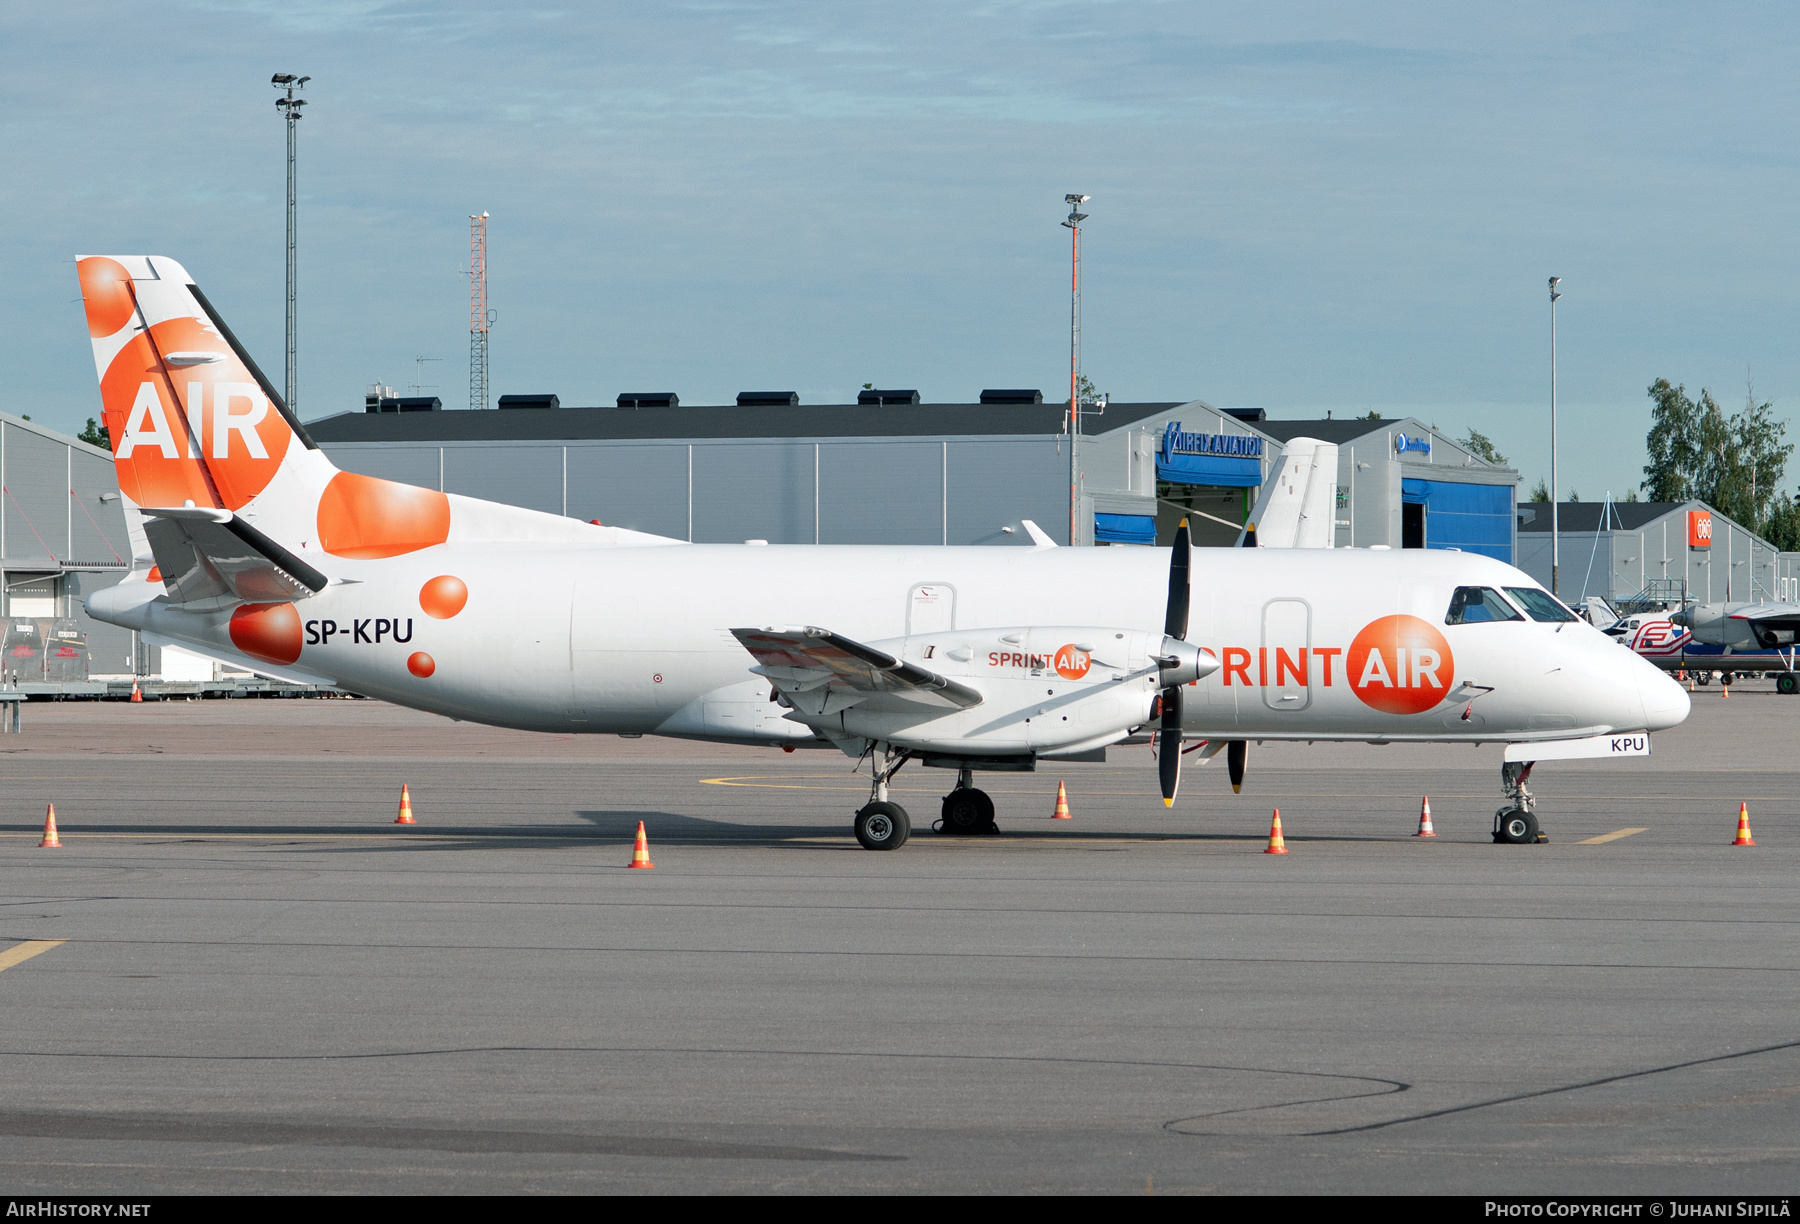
[1227,739,1246,794]
[1164,518,1191,640]
[1158,685,1183,806]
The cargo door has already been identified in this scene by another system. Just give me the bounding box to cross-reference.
[1261,599,1312,711]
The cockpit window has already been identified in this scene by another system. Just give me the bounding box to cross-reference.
[1504,586,1579,623]
[1445,586,1525,625]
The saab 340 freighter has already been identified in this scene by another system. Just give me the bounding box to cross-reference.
[75,256,1690,848]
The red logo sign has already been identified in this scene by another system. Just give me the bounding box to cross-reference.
[1053,644,1091,680]
[1347,615,1454,715]
[1688,510,1711,548]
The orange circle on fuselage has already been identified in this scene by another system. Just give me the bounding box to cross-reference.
[419,575,468,620]
[1054,645,1091,680]
[407,652,436,678]
[228,602,302,666]
[1347,614,1454,716]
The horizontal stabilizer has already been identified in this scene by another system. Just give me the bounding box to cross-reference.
[142,506,327,607]
[732,625,983,714]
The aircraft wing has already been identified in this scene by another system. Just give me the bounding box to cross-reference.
[142,506,328,607]
[1729,603,1800,623]
[732,626,983,716]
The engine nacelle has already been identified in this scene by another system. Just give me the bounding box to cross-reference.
[1155,637,1219,687]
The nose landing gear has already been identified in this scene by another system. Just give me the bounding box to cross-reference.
[1494,760,1547,844]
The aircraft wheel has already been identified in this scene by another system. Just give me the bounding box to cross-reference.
[1696,673,1711,686]
[1722,672,1735,687]
[1779,673,1799,696]
[939,787,996,835]
[1493,807,1540,845]
[854,801,910,851]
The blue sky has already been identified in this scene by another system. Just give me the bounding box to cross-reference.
[8,2,1799,500]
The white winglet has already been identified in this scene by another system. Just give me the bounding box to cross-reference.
[1020,519,1058,547]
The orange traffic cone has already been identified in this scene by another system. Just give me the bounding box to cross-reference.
[39,803,60,848]
[1687,677,1695,692]
[1264,808,1288,854]
[1728,802,1756,842]
[394,784,416,825]
[628,820,655,869]
[129,682,142,703]
[1722,683,1730,699]
[1414,795,1436,837]
[1678,669,1687,681]
[1051,780,1072,820]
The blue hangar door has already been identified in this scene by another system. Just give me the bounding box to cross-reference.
[1401,479,1513,562]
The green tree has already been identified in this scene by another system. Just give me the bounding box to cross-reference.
[1460,427,1508,467]
[1529,478,1550,502]
[1641,377,1793,533]
[78,417,110,451]
[1357,409,1383,421]
[1764,493,1800,552]
[1643,378,1703,501]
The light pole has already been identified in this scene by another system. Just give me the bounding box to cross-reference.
[1549,275,1562,595]
[273,73,309,412]
[1063,193,1089,545]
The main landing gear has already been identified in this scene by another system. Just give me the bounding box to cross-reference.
[1493,760,1548,844]
[937,767,997,836]
[851,755,1002,849]
[853,747,913,850]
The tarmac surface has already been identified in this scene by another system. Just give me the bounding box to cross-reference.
[0,684,1796,1194]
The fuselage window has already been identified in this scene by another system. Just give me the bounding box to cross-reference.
[1445,586,1524,625]
[1503,586,1579,623]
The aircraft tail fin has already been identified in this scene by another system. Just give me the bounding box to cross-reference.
[78,256,683,579]
[77,255,339,561]
[1240,438,1338,548]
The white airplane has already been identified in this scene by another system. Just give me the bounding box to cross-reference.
[76,255,1691,848]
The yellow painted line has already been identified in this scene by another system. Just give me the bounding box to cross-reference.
[0,940,65,973]
[1576,827,1650,845]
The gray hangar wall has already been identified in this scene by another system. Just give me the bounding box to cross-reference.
[320,436,1075,546]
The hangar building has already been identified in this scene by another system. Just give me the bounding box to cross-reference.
[1519,501,1786,606]
[310,393,1523,560]
[0,412,136,678]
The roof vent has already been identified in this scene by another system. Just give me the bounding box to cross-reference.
[857,389,920,406]
[498,394,560,410]
[1223,407,1266,422]
[617,393,678,409]
[365,396,439,413]
[979,389,1042,405]
[736,391,799,406]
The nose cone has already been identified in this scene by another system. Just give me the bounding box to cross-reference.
[1635,655,1690,732]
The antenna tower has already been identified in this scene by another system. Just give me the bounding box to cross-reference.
[468,213,491,410]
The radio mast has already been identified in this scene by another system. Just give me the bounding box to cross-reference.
[469,213,491,410]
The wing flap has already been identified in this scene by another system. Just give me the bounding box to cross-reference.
[734,626,983,714]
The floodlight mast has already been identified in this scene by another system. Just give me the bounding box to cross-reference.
[1549,275,1562,596]
[273,73,309,412]
[1063,193,1090,545]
